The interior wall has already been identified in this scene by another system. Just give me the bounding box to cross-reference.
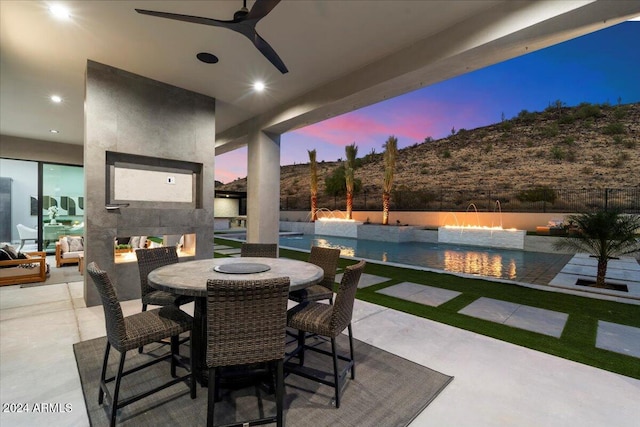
[0,135,83,165]
[84,60,215,307]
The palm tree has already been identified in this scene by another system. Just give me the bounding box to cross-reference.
[553,210,640,288]
[382,136,398,225]
[344,143,358,220]
[308,149,318,221]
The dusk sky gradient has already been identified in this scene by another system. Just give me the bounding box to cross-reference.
[215,21,640,184]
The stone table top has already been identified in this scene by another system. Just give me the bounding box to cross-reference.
[148,257,324,297]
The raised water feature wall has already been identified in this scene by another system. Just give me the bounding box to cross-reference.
[438,227,526,249]
[314,219,362,238]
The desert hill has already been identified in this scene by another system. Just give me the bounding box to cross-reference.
[218,102,639,209]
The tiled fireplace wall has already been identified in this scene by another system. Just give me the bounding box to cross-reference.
[84,61,215,307]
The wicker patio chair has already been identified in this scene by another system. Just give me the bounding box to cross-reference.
[240,243,278,258]
[136,246,194,311]
[289,246,340,304]
[206,277,290,427]
[285,259,365,408]
[87,262,195,427]
[136,246,194,353]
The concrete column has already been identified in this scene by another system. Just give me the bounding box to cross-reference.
[246,130,280,243]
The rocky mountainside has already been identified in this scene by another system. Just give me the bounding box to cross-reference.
[218,102,640,207]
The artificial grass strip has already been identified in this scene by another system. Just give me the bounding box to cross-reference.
[215,237,640,379]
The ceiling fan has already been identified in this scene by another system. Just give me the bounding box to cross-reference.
[136,0,288,74]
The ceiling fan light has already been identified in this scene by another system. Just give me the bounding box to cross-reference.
[253,81,265,92]
[50,95,63,103]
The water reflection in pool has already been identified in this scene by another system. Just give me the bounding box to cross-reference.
[280,234,555,281]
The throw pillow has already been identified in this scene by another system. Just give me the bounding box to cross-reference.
[17,252,31,259]
[130,236,140,249]
[139,236,147,249]
[2,244,18,259]
[60,237,70,253]
[68,237,84,252]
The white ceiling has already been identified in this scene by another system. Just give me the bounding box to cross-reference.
[1,1,639,150]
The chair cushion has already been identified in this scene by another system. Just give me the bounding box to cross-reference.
[143,290,193,307]
[289,285,334,303]
[68,236,84,252]
[287,302,335,337]
[62,251,83,259]
[117,306,193,352]
[59,237,70,253]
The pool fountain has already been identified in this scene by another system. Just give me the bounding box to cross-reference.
[438,202,526,249]
[313,209,362,238]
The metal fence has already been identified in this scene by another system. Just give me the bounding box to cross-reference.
[280,187,640,213]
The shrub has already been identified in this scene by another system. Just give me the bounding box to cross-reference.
[610,153,629,168]
[501,121,513,132]
[574,103,602,119]
[602,122,625,135]
[483,143,493,154]
[565,149,577,162]
[592,153,604,165]
[540,123,559,138]
[517,109,537,123]
[613,106,628,120]
[550,146,565,160]
[442,149,451,159]
[581,166,594,175]
[562,136,575,146]
[558,114,576,125]
[623,139,636,149]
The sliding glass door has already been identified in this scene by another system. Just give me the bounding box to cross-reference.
[42,163,84,251]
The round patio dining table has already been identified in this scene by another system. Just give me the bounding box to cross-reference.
[148,256,324,385]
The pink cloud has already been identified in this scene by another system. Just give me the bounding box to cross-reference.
[215,147,248,183]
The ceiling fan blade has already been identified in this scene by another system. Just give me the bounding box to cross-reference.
[253,31,288,74]
[246,0,281,21]
[135,8,237,30]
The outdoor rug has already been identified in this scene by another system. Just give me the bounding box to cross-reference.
[74,333,453,426]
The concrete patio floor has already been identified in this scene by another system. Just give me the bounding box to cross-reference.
[1,279,639,426]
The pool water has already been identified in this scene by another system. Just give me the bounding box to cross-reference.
[279,234,560,282]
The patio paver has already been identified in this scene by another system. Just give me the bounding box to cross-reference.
[596,321,640,358]
[335,272,390,288]
[214,245,233,250]
[376,282,461,307]
[459,297,568,337]
[215,248,242,255]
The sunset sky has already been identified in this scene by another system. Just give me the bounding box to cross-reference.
[215,20,640,184]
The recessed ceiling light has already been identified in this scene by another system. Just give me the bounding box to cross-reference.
[253,81,265,92]
[50,95,63,103]
[49,4,70,20]
[196,52,219,64]
[50,129,60,134]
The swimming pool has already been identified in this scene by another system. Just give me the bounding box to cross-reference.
[279,234,562,282]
